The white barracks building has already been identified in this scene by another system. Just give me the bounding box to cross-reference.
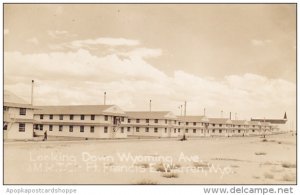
[3,90,34,140]
[34,105,127,139]
[125,111,179,138]
[177,116,209,137]
[3,90,284,140]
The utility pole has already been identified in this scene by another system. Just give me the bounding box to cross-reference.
[184,101,187,116]
[149,99,152,112]
[263,117,266,138]
[31,80,34,106]
[104,92,106,105]
[178,105,183,116]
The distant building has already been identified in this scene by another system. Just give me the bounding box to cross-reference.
[251,112,288,132]
[125,111,179,138]
[231,120,249,136]
[260,122,272,135]
[4,90,35,140]
[177,115,209,137]
[248,121,262,136]
[207,118,232,137]
[34,105,127,139]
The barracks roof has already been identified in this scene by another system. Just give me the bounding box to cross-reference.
[35,105,126,116]
[177,115,208,122]
[4,90,33,109]
[208,118,232,124]
[126,111,177,119]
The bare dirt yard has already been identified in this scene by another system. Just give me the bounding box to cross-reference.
[4,133,296,184]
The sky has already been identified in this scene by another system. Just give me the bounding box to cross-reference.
[3,4,296,125]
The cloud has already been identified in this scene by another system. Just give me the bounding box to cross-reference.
[251,39,272,46]
[70,37,140,48]
[122,47,162,58]
[48,37,140,51]
[4,29,9,35]
[4,48,295,123]
[4,48,166,84]
[27,37,39,45]
[48,30,77,39]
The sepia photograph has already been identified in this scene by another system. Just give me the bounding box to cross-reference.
[2,3,297,187]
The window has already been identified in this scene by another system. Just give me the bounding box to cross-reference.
[91,115,95,120]
[136,119,140,123]
[193,129,196,133]
[233,130,235,133]
[19,123,25,132]
[19,108,26,115]
[40,125,43,130]
[212,129,215,133]
[70,115,73,120]
[178,129,180,133]
[121,127,124,133]
[186,122,189,125]
[49,125,53,131]
[238,130,241,133]
[238,125,241,128]
[212,124,215,126]
[59,115,63,120]
[81,115,85,120]
[193,122,196,126]
[145,127,149,132]
[3,123,7,130]
[127,127,130,132]
[154,128,158,133]
[105,115,108,121]
[128,119,131,123]
[252,130,255,132]
[90,126,94,133]
[59,125,63,131]
[165,120,167,124]
[165,128,167,133]
[253,125,255,127]
[49,115,53,120]
[174,129,176,133]
[233,125,235,127]
[40,115,44,120]
[185,129,188,133]
[179,122,181,125]
[121,117,124,122]
[69,126,73,132]
[155,119,158,123]
[104,126,108,133]
[219,129,222,133]
[80,126,84,132]
[174,120,177,124]
[136,127,140,132]
[146,119,149,123]
[219,124,222,127]
[201,129,203,133]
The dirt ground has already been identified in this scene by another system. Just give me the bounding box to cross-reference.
[4,133,296,184]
